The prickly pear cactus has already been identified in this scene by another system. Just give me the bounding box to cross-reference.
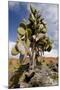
[11,5,53,69]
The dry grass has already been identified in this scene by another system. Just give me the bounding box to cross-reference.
[8,57,58,72]
[8,58,20,72]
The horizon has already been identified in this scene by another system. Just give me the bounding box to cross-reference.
[9,41,58,58]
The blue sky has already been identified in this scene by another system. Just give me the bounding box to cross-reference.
[9,2,29,41]
[8,1,59,53]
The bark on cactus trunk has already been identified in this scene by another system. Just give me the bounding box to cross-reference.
[32,50,36,69]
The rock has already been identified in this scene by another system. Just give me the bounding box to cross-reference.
[9,60,58,88]
[20,82,29,88]
[24,71,35,83]
[29,64,58,87]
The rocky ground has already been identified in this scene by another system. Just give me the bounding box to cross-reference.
[8,57,58,89]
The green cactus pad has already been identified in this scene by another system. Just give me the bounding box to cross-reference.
[11,46,19,55]
[26,39,30,47]
[20,22,26,29]
[42,28,47,33]
[26,28,32,37]
[17,27,25,35]
[46,44,52,52]
[16,42,26,55]
[39,24,44,29]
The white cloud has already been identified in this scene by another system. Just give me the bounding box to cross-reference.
[8,1,20,8]
[9,41,19,59]
[43,49,58,57]
[27,3,58,21]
